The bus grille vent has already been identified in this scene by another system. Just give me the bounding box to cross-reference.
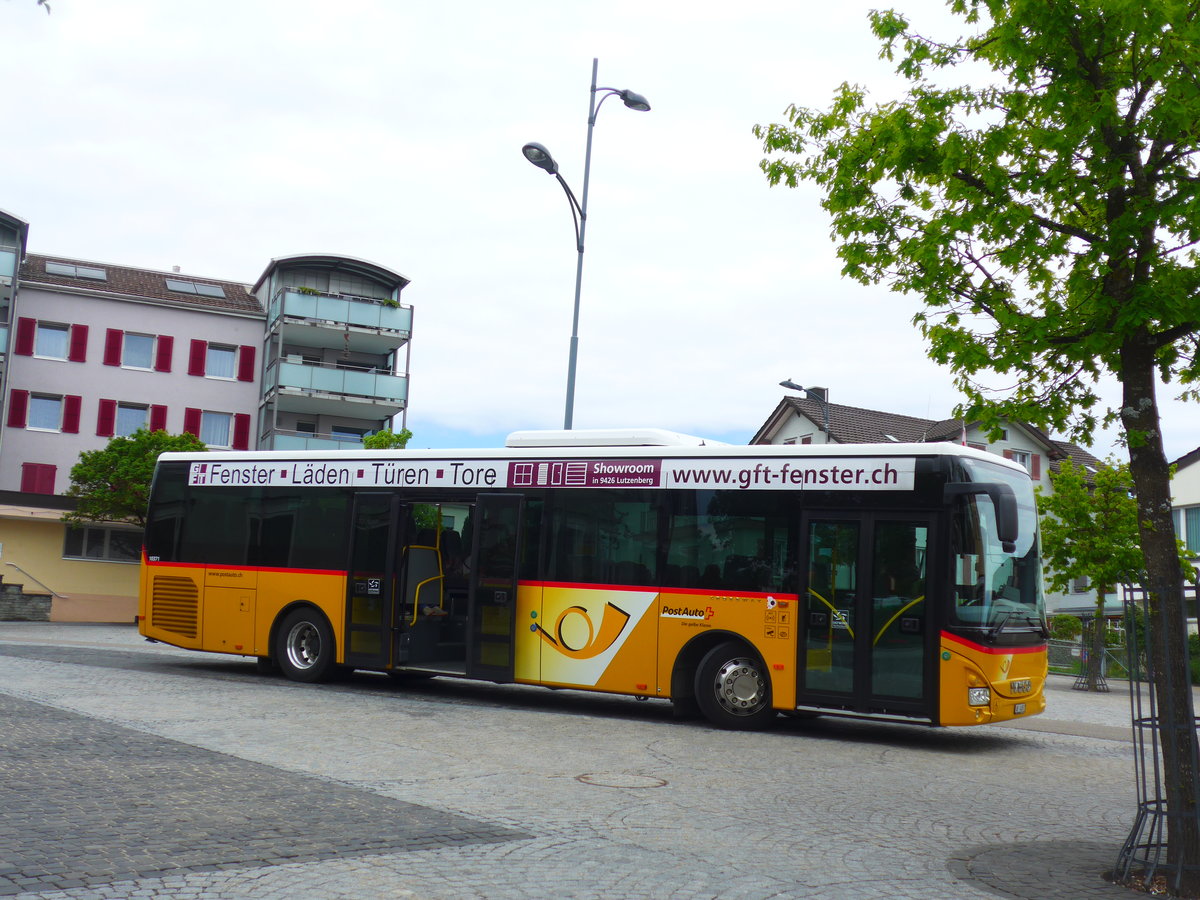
[151,575,199,638]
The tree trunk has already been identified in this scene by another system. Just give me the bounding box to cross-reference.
[1087,586,1108,691]
[1120,337,1200,896]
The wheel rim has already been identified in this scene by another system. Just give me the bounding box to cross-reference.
[712,657,767,717]
[284,621,321,671]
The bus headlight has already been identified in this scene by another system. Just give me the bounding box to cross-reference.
[968,687,991,707]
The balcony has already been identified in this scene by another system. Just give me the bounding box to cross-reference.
[267,431,369,451]
[267,288,411,356]
[265,358,407,418]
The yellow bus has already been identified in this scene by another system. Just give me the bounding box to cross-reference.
[138,432,1047,729]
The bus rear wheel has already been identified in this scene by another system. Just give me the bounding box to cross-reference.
[695,641,775,730]
[276,608,337,683]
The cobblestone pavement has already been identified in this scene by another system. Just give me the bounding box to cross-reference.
[0,623,1175,900]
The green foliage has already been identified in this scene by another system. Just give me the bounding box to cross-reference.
[362,427,412,450]
[1190,632,1200,685]
[1037,460,1144,597]
[754,1,1200,444]
[1049,613,1083,641]
[63,429,206,528]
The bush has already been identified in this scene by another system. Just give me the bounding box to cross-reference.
[1190,633,1200,686]
[1050,614,1083,641]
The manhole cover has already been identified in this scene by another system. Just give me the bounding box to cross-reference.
[575,773,668,789]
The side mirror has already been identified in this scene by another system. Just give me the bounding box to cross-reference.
[944,482,1018,553]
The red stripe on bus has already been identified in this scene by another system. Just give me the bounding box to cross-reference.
[941,630,1046,655]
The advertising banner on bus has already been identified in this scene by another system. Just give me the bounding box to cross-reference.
[187,456,916,492]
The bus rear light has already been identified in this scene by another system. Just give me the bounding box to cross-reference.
[968,687,991,707]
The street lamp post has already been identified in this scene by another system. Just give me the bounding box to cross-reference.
[522,58,650,429]
[779,380,832,443]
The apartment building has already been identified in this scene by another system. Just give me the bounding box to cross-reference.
[0,207,412,621]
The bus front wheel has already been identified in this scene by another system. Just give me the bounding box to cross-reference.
[276,608,337,683]
[695,641,776,730]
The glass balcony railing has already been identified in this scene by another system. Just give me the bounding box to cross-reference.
[267,359,408,404]
[268,289,412,334]
[269,433,367,451]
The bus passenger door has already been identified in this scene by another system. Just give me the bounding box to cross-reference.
[465,493,523,682]
[343,492,403,670]
[799,514,933,718]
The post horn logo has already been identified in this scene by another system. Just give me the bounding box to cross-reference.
[535,602,631,659]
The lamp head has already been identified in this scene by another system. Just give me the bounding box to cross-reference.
[522,142,559,175]
[618,89,651,112]
[779,380,805,392]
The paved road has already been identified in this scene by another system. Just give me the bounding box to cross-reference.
[0,622,1168,899]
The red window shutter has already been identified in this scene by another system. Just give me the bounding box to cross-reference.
[188,340,207,376]
[149,404,167,432]
[236,345,256,382]
[15,318,36,356]
[232,413,251,450]
[21,462,56,495]
[183,407,202,436]
[7,389,29,428]
[68,324,89,362]
[1002,449,1014,460]
[97,399,117,437]
[154,335,174,373]
[1031,454,1041,480]
[62,395,82,434]
[103,329,124,366]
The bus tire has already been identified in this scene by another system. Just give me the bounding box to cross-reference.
[694,641,775,730]
[275,608,337,683]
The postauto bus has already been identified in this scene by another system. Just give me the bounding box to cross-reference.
[138,431,1047,730]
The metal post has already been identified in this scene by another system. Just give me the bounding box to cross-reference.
[563,58,599,430]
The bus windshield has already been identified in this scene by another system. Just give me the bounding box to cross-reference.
[949,458,1045,635]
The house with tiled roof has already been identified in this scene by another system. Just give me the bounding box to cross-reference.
[0,207,412,622]
[751,388,1104,613]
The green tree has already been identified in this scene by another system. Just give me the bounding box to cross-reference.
[1048,613,1083,642]
[1038,460,1143,690]
[362,427,412,450]
[63,429,206,529]
[755,1,1200,889]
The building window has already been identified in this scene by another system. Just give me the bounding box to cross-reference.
[188,340,255,381]
[20,462,56,494]
[1071,575,1091,594]
[166,278,227,299]
[1008,450,1031,471]
[103,330,173,372]
[63,525,141,562]
[1186,507,1200,554]
[184,408,249,449]
[28,395,63,431]
[116,403,148,437]
[331,425,367,443]
[35,323,70,359]
[122,333,154,369]
[205,344,236,378]
[45,261,107,281]
[200,411,232,447]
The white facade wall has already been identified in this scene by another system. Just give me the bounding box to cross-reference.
[1171,455,1200,560]
[0,284,263,494]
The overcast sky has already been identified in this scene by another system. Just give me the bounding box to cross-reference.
[3,0,1196,462]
